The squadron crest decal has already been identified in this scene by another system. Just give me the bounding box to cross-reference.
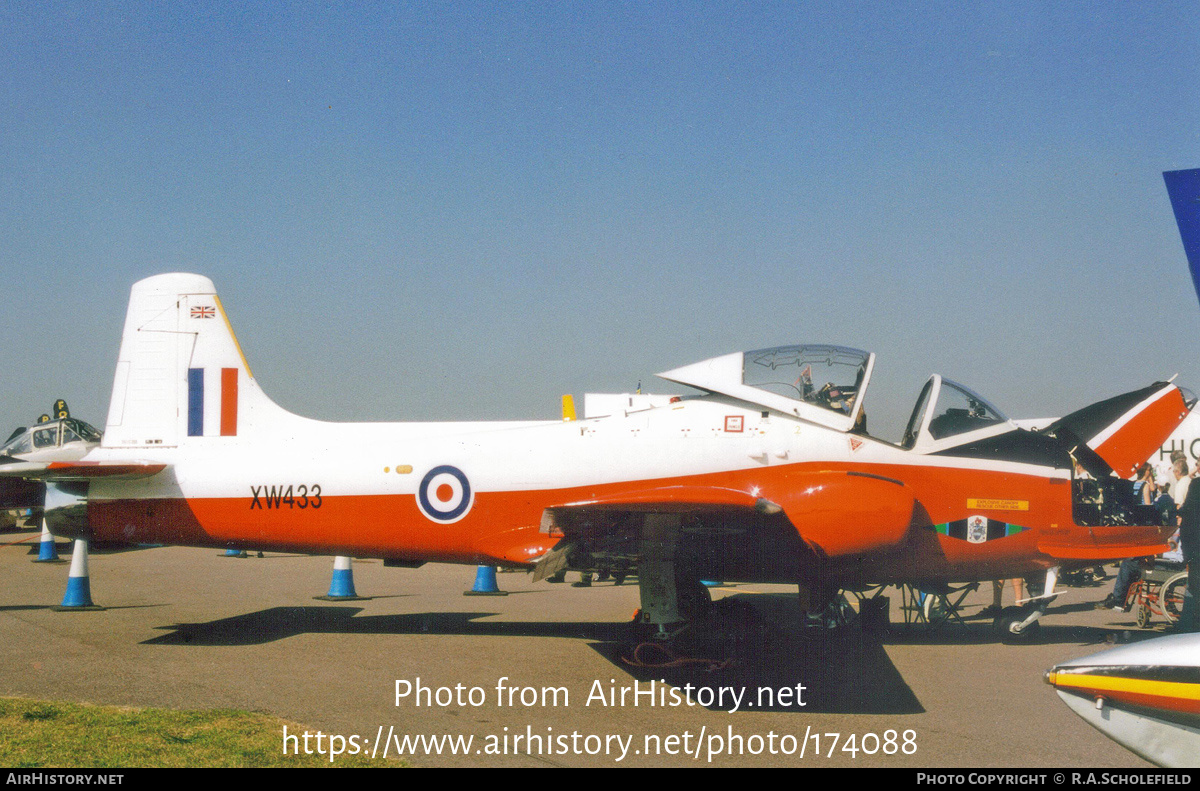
[966,515,988,543]
[933,516,1028,543]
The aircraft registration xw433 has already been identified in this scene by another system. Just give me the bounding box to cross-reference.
[0,273,1191,638]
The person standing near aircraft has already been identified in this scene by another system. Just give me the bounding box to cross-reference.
[1132,463,1156,505]
[1171,459,1191,512]
[1175,468,1199,633]
[985,578,1025,616]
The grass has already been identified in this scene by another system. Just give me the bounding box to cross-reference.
[0,697,405,768]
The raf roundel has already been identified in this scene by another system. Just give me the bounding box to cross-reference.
[417,465,473,523]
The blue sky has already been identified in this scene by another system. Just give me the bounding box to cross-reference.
[2,2,1198,440]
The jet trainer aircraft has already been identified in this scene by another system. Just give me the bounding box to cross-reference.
[0,403,102,512]
[0,269,1189,641]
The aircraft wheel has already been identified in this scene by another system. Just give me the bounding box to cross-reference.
[676,576,713,623]
[1161,572,1189,624]
[710,595,767,640]
[859,596,890,633]
[995,608,1041,643]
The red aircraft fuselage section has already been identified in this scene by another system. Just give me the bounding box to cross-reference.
[81,455,1169,585]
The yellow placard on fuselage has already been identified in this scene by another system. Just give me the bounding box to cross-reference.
[967,498,1029,512]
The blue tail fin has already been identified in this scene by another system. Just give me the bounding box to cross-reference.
[1164,169,1200,308]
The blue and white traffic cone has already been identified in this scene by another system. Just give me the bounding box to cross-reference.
[314,556,368,601]
[464,565,508,596]
[54,540,103,611]
[32,519,63,563]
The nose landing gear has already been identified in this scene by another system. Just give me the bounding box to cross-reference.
[994,566,1060,643]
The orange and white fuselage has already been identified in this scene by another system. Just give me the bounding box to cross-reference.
[27,273,1185,599]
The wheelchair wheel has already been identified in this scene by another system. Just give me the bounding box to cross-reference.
[1136,600,1151,628]
[1161,572,1188,624]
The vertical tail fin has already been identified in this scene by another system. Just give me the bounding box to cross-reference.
[1163,168,1200,309]
[102,273,290,448]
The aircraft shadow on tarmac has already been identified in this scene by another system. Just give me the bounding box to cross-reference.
[139,591,1158,716]
[590,627,922,715]
[876,601,1144,648]
[142,606,628,647]
[879,619,1118,647]
[141,593,927,716]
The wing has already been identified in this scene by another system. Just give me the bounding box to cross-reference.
[0,456,168,512]
[1037,524,1174,561]
[532,472,917,580]
[0,456,168,481]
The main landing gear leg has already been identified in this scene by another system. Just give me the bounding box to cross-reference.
[636,513,691,641]
[627,514,737,670]
[996,565,1060,642]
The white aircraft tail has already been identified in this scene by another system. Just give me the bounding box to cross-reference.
[102,273,292,448]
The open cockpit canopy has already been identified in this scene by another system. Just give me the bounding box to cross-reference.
[657,344,875,432]
[658,343,1020,446]
[901,375,1012,451]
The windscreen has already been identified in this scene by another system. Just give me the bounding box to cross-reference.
[926,379,1008,440]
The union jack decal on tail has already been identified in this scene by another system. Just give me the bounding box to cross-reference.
[191,306,215,319]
